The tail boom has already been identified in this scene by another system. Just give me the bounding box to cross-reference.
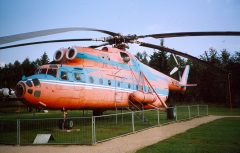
[168,65,196,92]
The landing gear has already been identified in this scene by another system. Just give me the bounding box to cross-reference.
[167,105,176,120]
[58,110,74,130]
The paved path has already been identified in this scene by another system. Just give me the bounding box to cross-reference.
[0,115,230,153]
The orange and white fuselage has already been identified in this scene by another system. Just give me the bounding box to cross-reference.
[15,47,189,111]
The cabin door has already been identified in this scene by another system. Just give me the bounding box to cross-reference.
[114,77,124,105]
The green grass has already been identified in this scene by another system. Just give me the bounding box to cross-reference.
[0,109,167,144]
[0,109,94,120]
[0,118,93,144]
[0,105,238,145]
[137,117,240,153]
[208,105,240,116]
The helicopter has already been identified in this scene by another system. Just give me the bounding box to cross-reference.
[0,28,239,128]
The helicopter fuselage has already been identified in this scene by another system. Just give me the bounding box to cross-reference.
[15,47,186,110]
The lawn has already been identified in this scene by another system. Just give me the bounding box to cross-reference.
[0,105,238,145]
[0,109,164,144]
[136,117,240,153]
[208,105,240,116]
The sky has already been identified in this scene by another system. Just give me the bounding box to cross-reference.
[0,0,240,66]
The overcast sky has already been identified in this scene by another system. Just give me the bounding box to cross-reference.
[0,0,240,66]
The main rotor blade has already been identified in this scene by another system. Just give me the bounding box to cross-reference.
[89,42,110,48]
[138,41,227,73]
[138,31,240,39]
[0,38,98,50]
[0,27,119,45]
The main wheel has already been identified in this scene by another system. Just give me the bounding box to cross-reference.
[65,120,74,129]
[58,119,73,129]
[167,105,176,120]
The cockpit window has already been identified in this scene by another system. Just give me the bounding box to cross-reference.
[36,68,47,74]
[120,52,130,63]
[47,69,57,77]
[61,71,68,80]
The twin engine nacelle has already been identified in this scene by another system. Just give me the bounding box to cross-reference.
[53,47,78,62]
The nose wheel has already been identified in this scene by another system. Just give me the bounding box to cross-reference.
[58,110,74,130]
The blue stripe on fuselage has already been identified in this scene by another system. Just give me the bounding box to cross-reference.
[26,70,169,96]
[77,52,131,70]
[76,52,167,82]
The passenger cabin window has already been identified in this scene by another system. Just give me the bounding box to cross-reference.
[108,80,111,86]
[99,78,103,85]
[128,83,131,89]
[89,76,94,83]
[74,73,81,81]
[120,52,130,63]
[61,71,68,80]
[117,82,120,87]
[47,69,57,77]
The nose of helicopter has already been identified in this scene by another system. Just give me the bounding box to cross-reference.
[15,82,26,98]
[15,78,41,98]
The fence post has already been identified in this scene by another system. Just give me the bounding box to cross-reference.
[188,106,191,119]
[206,105,209,116]
[17,119,20,145]
[92,116,96,145]
[175,106,178,121]
[197,105,200,116]
[157,109,160,126]
[132,111,135,132]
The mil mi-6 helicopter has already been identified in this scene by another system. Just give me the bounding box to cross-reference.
[0,28,239,128]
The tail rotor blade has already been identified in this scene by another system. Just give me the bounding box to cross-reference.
[170,67,179,75]
[172,54,180,66]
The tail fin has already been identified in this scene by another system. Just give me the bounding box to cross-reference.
[180,65,197,91]
[180,65,190,85]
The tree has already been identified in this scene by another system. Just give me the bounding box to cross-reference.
[40,52,50,65]
[22,58,35,77]
[231,51,240,63]
[34,58,42,67]
[220,49,231,67]
[228,51,240,106]
[200,48,221,66]
[149,50,169,74]
[135,51,149,65]
[149,39,170,74]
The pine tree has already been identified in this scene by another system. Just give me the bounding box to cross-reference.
[40,52,50,65]
[149,39,169,74]
[135,51,149,65]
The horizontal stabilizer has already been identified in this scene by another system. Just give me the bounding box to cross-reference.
[180,83,197,87]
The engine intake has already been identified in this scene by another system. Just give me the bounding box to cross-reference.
[66,48,77,60]
[54,49,64,62]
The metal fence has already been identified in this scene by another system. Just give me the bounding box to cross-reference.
[0,105,208,145]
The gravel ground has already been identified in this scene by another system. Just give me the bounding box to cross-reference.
[0,115,227,153]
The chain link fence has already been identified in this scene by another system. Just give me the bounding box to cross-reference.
[0,105,208,145]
